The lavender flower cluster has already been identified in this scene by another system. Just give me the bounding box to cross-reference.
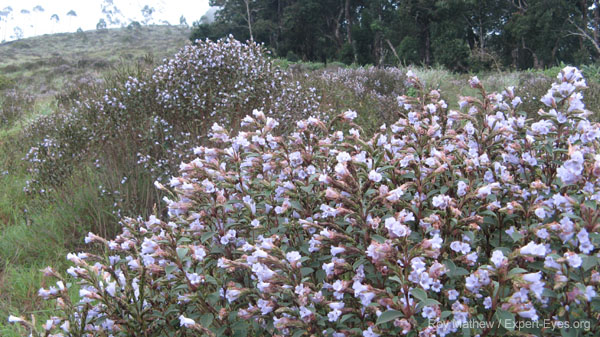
[12,67,600,336]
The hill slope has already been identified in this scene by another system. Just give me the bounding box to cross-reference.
[0,25,191,96]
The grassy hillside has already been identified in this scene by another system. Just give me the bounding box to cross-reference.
[0,25,191,96]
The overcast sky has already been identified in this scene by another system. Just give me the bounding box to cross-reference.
[0,0,210,42]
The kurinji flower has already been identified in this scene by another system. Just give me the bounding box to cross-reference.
[564,252,582,268]
[385,216,411,238]
[286,251,302,264]
[490,250,506,268]
[450,241,471,255]
[179,315,196,328]
[557,151,584,185]
[342,109,357,121]
[531,120,553,135]
[432,194,451,209]
[368,170,382,182]
[520,241,547,257]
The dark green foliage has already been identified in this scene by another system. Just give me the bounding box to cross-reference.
[192,0,600,71]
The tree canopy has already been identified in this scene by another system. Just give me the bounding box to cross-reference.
[191,0,600,71]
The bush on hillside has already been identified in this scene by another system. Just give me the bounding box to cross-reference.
[23,37,320,192]
[12,67,600,336]
[0,88,35,128]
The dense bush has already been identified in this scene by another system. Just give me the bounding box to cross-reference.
[11,66,600,336]
[23,37,320,192]
[0,88,35,128]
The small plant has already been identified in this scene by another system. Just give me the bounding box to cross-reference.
[11,66,600,336]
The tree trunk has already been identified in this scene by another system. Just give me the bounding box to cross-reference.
[345,0,357,63]
[243,0,253,41]
[424,25,431,65]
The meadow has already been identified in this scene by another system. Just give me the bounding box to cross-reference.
[1,27,600,336]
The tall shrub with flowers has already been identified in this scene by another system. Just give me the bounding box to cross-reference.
[23,36,320,192]
[11,66,600,336]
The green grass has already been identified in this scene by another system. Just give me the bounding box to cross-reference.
[0,25,191,96]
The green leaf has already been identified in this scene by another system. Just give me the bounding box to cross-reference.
[582,256,597,271]
[201,231,216,243]
[292,330,305,337]
[289,200,303,211]
[340,313,354,323]
[176,247,189,260]
[371,234,386,244]
[164,264,177,275]
[509,231,523,242]
[445,260,469,277]
[416,298,441,311]
[205,275,218,286]
[301,267,314,277]
[495,309,515,331]
[389,276,402,284]
[376,310,404,325]
[200,313,213,328]
[508,267,527,277]
[410,288,427,302]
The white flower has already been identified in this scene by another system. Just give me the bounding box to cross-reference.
[331,246,346,256]
[386,187,404,202]
[447,289,459,300]
[450,241,471,255]
[336,152,351,163]
[106,281,117,297]
[257,299,274,315]
[286,251,302,264]
[363,326,380,337]
[483,296,492,309]
[7,315,23,323]
[531,120,553,135]
[520,241,547,257]
[385,217,411,238]
[179,315,196,328]
[490,250,506,268]
[534,207,547,220]
[368,170,382,183]
[432,194,451,209]
[557,151,584,185]
[564,252,582,268]
[457,181,468,197]
[226,288,241,303]
[342,109,357,121]
[422,306,437,319]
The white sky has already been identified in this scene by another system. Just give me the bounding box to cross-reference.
[0,0,210,41]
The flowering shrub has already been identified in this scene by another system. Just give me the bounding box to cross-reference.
[0,88,35,127]
[12,67,600,336]
[23,37,320,192]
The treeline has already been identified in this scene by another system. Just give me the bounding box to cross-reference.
[191,0,600,71]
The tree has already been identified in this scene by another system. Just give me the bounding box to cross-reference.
[12,26,23,40]
[141,5,155,25]
[67,10,77,30]
[50,14,60,34]
[0,6,13,41]
[96,18,107,31]
[101,0,125,26]
[179,15,188,26]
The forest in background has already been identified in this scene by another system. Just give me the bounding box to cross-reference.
[192,0,600,71]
